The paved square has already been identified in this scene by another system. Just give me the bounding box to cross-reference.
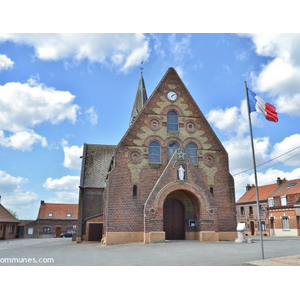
[1,236,300,266]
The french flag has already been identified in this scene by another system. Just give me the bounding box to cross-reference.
[248,88,278,123]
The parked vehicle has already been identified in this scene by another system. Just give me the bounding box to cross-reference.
[60,232,72,238]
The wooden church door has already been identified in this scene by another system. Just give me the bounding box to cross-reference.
[163,198,185,240]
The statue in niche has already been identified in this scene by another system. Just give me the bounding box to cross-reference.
[178,165,185,180]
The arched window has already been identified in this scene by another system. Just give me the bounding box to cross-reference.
[149,141,161,163]
[167,110,178,131]
[186,142,198,164]
[168,142,179,161]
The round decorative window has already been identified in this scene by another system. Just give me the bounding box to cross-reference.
[149,208,156,214]
[129,149,143,164]
[149,118,162,131]
[203,154,215,167]
[185,120,196,133]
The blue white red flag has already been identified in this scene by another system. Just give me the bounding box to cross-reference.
[248,88,278,123]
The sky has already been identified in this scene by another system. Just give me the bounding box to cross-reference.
[1,2,300,220]
[1,32,300,220]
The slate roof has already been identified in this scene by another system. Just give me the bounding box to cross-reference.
[37,202,78,220]
[80,143,116,188]
[237,178,300,203]
[0,204,20,223]
[129,74,148,126]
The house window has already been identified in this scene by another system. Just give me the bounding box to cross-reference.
[9,225,14,234]
[67,227,73,233]
[281,195,287,206]
[133,185,137,199]
[43,227,50,234]
[48,213,53,217]
[268,197,274,207]
[261,221,266,231]
[186,143,198,164]
[241,207,245,215]
[282,216,290,230]
[149,141,161,163]
[66,213,71,217]
[209,187,214,196]
[28,228,33,235]
[168,142,179,161]
[249,206,253,215]
[259,205,263,214]
[167,110,178,131]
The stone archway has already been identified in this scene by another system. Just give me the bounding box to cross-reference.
[144,182,218,243]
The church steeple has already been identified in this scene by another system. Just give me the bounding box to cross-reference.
[129,71,148,126]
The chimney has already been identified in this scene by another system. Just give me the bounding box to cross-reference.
[41,200,45,205]
[246,184,251,191]
[277,177,283,186]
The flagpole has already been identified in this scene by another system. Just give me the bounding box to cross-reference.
[245,81,265,260]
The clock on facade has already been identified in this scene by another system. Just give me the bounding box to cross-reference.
[167,91,177,101]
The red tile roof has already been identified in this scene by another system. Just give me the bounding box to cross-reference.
[37,202,78,220]
[0,204,20,223]
[237,178,300,203]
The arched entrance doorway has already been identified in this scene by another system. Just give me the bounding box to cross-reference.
[163,198,185,240]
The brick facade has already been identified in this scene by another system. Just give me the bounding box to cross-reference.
[23,201,78,238]
[237,178,300,237]
[100,68,236,245]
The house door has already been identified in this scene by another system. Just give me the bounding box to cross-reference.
[270,217,275,236]
[56,227,61,237]
[3,224,6,238]
[88,223,103,241]
[163,198,185,240]
[250,221,255,235]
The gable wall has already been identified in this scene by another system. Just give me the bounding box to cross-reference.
[103,68,236,241]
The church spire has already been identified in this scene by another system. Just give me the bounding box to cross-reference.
[129,65,148,126]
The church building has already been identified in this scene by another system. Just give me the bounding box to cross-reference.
[77,67,236,245]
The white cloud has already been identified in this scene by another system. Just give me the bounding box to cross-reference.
[0,54,14,72]
[242,33,300,116]
[0,170,39,218]
[270,134,300,166]
[0,33,150,73]
[224,136,270,171]
[207,100,252,137]
[168,33,192,62]
[46,191,79,204]
[0,78,79,151]
[151,34,192,77]
[0,78,78,133]
[0,170,26,193]
[85,106,98,125]
[43,175,80,191]
[43,175,80,205]
[0,129,47,151]
[62,141,83,169]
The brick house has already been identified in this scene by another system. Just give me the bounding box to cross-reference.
[24,201,78,238]
[236,177,300,237]
[77,68,236,245]
[0,203,20,239]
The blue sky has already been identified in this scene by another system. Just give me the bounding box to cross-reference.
[1,31,300,219]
